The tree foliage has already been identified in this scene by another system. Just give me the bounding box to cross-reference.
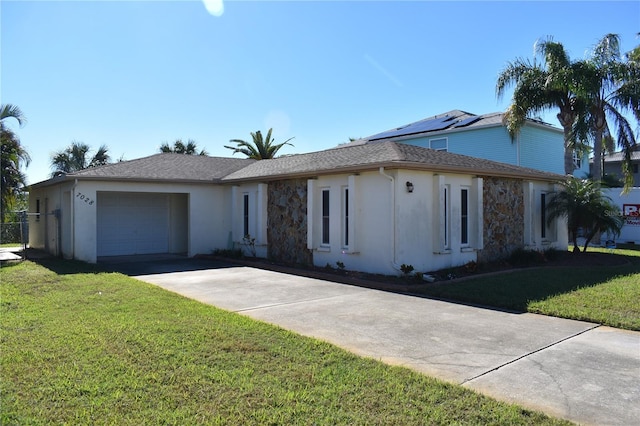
[159,139,207,155]
[0,104,30,223]
[496,38,587,175]
[496,34,640,185]
[572,34,639,191]
[51,141,110,177]
[546,177,624,253]
[225,128,294,159]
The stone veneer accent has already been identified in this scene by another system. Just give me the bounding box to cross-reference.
[267,179,313,266]
[478,176,525,263]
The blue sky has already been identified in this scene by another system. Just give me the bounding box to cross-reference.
[2,0,639,185]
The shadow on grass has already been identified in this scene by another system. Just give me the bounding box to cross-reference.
[20,250,242,277]
[411,260,640,313]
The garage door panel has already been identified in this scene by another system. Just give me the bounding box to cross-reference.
[97,192,171,256]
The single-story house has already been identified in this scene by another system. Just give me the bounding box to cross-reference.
[29,141,568,275]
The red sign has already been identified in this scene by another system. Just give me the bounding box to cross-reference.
[623,204,640,217]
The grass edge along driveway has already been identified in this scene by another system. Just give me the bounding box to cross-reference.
[1,260,570,425]
[414,247,640,331]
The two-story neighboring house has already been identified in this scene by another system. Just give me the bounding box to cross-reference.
[360,110,589,177]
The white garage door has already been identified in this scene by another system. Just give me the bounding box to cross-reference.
[97,192,170,256]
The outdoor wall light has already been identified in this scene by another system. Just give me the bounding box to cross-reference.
[406,181,414,193]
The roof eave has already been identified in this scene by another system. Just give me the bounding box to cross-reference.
[221,161,562,183]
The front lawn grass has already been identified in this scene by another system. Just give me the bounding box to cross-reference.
[415,247,640,331]
[0,260,568,425]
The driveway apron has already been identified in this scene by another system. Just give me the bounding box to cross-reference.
[128,260,640,426]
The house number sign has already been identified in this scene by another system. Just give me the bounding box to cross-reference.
[76,192,95,206]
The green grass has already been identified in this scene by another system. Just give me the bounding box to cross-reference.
[0,260,568,425]
[415,247,640,331]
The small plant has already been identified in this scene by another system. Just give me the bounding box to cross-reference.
[242,234,257,257]
[400,264,414,276]
[325,263,334,270]
[463,261,478,273]
[336,261,346,271]
[413,271,424,281]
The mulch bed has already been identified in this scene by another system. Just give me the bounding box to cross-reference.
[200,249,632,293]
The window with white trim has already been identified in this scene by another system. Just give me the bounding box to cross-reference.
[243,193,249,237]
[540,192,547,239]
[321,189,330,245]
[443,185,450,249]
[430,137,448,152]
[461,188,469,245]
[342,187,349,248]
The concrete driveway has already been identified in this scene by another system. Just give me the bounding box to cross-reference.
[110,258,640,426]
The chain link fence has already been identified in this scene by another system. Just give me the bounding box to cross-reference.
[0,213,29,246]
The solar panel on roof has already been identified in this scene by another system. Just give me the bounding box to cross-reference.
[453,116,481,128]
[368,115,458,140]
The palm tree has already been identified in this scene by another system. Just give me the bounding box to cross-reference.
[572,34,639,191]
[225,128,294,159]
[496,38,588,175]
[159,139,207,155]
[546,177,623,253]
[1,103,30,223]
[0,104,26,126]
[51,141,110,177]
[1,126,31,223]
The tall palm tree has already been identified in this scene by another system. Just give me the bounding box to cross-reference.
[159,139,207,155]
[1,103,30,222]
[496,39,588,175]
[546,177,623,253]
[51,141,110,177]
[573,34,639,191]
[225,128,294,159]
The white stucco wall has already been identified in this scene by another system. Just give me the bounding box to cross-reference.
[523,181,569,251]
[306,170,483,276]
[229,183,268,258]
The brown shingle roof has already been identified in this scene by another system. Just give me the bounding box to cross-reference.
[32,153,255,187]
[32,142,563,189]
[222,141,564,182]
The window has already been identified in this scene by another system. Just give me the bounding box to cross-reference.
[573,151,582,169]
[461,188,469,245]
[343,188,349,247]
[443,185,449,248]
[633,164,639,174]
[430,138,447,152]
[540,193,547,239]
[243,193,249,237]
[36,199,41,222]
[322,189,330,245]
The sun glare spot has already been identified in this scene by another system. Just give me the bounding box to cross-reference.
[202,0,224,17]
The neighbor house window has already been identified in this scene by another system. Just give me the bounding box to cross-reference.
[461,188,469,245]
[573,151,582,169]
[243,193,249,237]
[36,199,40,222]
[540,193,547,239]
[430,138,448,152]
[634,164,639,174]
[343,187,349,247]
[322,189,330,245]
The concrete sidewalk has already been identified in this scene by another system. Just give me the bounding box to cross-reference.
[127,260,640,426]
